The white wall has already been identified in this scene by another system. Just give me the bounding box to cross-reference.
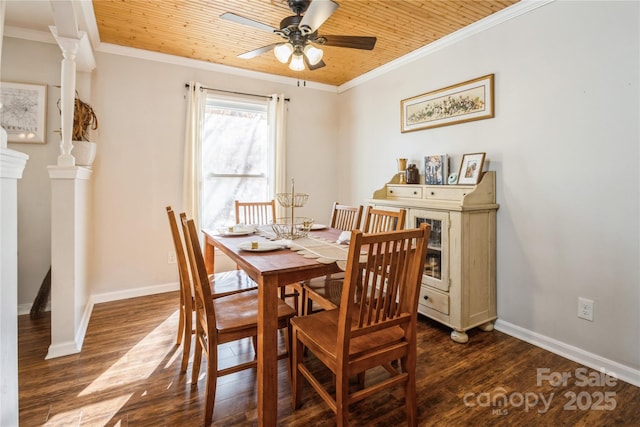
[88,52,340,296]
[337,0,639,376]
[3,38,340,304]
[4,38,62,308]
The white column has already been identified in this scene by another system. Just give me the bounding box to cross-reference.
[46,8,97,361]
[0,1,29,425]
[46,166,93,359]
[0,141,29,426]
[56,37,80,167]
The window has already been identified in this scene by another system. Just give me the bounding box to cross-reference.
[200,96,274,230]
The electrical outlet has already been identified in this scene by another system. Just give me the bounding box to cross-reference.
[578,297,594,321]
[168,250,177,264]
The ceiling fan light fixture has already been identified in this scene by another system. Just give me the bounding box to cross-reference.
[274,43,294,63]
[303,44,323,65]
[289,52,305,71]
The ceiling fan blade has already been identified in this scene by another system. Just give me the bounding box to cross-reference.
[220,12,278,34]
[238,43,280,59]
[304,56,326,71]
[321,35,377,50]
[299,0,339,35]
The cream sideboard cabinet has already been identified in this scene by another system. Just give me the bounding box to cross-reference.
[368,171,499,343]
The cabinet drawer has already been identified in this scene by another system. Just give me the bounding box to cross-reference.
[387,185,423,199]
[424,186,471,201]
[419,286,449,315]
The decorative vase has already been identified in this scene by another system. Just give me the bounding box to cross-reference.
[396,158,408,184]
[72,140,97,166]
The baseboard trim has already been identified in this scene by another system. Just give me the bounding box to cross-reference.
[495,319,640,387]
[46,342,80,359]
[18,303,32,316]
[44,299,94,359]
[34,283,640,388]
[90,282,179,305]
[74,298,94,352]
[19,282,179,315]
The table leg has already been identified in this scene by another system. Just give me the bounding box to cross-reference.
[257,275,278,426]
[204,236,215,275]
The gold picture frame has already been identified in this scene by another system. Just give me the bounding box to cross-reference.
[0,81,47,143]
[401,74,494,133]
[457,152,486,185]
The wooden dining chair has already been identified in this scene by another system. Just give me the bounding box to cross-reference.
[234,199,276,225]
[300,203,363,315]
[291,223,430,426]
[329,202,364,231]
[362,206,407,233]
[302,205,406,313]
[235,199,301,313]
[165,206,258,373]
[181,215,297,426]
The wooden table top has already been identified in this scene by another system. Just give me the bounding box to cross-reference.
[204,227,344,282]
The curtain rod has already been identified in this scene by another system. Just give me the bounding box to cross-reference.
[184,83,289,102]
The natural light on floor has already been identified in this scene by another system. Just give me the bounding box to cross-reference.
[42,311,181,424]
[79,311,179,396]
[44,394,133,426]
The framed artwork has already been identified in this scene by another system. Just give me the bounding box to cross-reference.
[457,152,486,185]
[401,74,494,133]
[424,154,448,185]
[0,81,47,143]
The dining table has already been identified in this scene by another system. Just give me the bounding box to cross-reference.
[203,225,345,426]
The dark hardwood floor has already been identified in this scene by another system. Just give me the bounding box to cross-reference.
[19,291,639,426]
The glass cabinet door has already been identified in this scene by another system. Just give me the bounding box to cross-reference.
[408,209,449,291]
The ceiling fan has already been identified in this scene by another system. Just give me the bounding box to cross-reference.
[220,0,377,71]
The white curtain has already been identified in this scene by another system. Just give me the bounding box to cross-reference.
[183,81,206,228]
[268,94,287,217]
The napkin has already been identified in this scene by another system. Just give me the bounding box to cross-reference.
[336,230,351,244]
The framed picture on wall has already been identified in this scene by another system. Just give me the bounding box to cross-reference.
[400,74,494,133]
[424,154,448,185]
[457,152,485,185]
[0,81,47,143]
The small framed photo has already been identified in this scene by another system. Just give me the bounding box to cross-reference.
[424,154,448,185]
[0,81,47,143]
[457,152,486,185]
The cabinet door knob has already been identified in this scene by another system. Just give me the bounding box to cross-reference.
[430,191,435,195]
[413,191,418,195]
[389,190,394,194]
[423,295,429,301]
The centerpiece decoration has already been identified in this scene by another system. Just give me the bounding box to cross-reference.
[272,178,313,239]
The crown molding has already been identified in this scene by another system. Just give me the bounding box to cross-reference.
[4,25,55,44]
[338,0,555,93]
[3,24,337,93]
[96,42,338,93]
[5,0,554,94]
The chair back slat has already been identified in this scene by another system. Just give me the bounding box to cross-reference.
[338,224,429,355]
[363,206,406,233]
[166,207,193,313]
[181,216,216,328]
[330,202,363,231]
[235,200,276,225]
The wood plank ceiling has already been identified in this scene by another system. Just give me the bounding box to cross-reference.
[92,0,519,86]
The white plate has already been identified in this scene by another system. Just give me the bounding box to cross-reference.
[218,231,254,236]
[310,224,327,230]
[217,226,256,236]
[237,241,283,252]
